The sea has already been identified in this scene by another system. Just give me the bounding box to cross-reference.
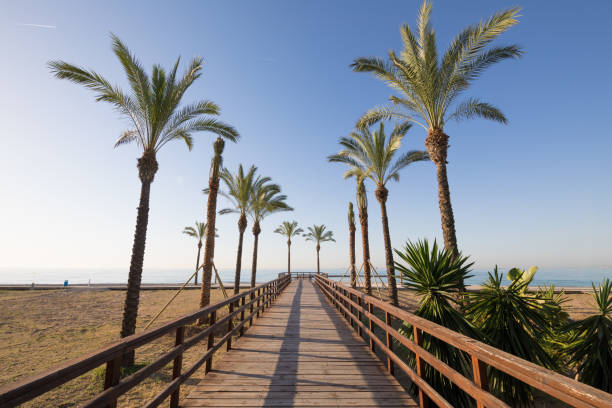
[0,266,610,288]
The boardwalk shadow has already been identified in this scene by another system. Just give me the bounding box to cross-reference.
[262,278,302,406]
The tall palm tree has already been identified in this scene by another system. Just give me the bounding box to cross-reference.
[249,181,292,287]
[347,203,357,288]
[217,165,263,294]
[329,122,429,305]
[274,221,303,274]
[199,137,226,315]
[48,35,239,362]
[182,222,207,285]
[352,1,522,259]
[329,152,372,294]
[303,225,335,274]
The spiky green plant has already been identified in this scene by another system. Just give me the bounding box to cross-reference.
[466,268,556,406]
[48,35,239,362]
[352,1,522,260]
[329,122,428,305]
[394,239,476,407]
[274,221,304,274]
[303,225,335,274]
[216,165,265,294]
[249,181,292,287]
[564,278,612,392]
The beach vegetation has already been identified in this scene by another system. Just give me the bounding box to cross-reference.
[303,225,336,274]
[274,221,304,274]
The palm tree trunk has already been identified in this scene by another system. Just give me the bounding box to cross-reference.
[199,138,224,320]
[194,242,202,285]
[426,128,458,255]
[358,206,372,295]
[120,151,157,366]
[376,185,398,306]
[250,221,261,288]
[316,244,321,274]
[234,214,247,295]
[349,223,356,288]
[287,240,291,274]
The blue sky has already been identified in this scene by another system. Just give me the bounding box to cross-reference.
[1,0,611,273]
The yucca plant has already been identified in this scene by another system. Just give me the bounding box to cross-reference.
[564,278,612,392]
[352,1,522,261]
[249,181,292,287]
[466,268,556,406]
[303,225,335,274]
[274,221,304,274]
[48,35,239,362]
[535,285,571,371]
[394,239,476,407]
[329,122,429,305]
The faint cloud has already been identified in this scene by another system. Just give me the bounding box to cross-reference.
[17,23,56,29]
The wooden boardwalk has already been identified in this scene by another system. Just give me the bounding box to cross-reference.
[184,278,417,407]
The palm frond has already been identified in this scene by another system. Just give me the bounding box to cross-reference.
[448,98,507,124]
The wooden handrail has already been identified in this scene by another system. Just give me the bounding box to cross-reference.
[0,274,292,408]
[314,274,611,408]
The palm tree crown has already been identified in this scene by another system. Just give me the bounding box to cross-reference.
[351,1,522,131]
[218,165,264,217]
[183,221,207,241]
[328,122,428,187]
[304,225,335,246]
[48,34,239,158]
[250,183,293,224]
[274,221,304,240]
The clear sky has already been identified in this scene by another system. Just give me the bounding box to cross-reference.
[1,0,611,273]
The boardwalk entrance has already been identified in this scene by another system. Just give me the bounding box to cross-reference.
[185,279,417,407]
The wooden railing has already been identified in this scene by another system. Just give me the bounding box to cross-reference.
[314,274,611,408]
[0,274,291,408]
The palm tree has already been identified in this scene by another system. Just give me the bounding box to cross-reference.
[303,225,335,274]
[274,221,303,274]
[329,156,372,294]
[249,181,292,287]
[217,165,262,294]
[182,222,207,285]
[199,137,226,314]
[48,35,239,363]
[347,203,357,288]
[329,122,428,305]
[352,1,522,259]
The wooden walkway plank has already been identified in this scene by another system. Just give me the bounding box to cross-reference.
[184,279,417,407]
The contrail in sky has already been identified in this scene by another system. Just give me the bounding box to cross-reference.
[17,23,56,29]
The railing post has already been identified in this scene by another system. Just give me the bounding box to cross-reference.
[226,301,234,351]
[205,310,216,373]
[357,296,363,337]
[256,288,261,317]
[413,327,429,408]
[103,355,122,408]
[249,291,255,326]
[348,292,354,329]
[368,302,375,352]
[385,311,394,375]
[170,325,185,408]
[471,355,489,408]
[239,296,246,336]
